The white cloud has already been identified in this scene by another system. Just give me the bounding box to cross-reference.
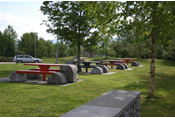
[0,12,55,40]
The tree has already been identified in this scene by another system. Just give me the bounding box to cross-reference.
[57,41,69,57]
[98,36,112,58]
[41,1,96,71]
[83,31,101,57]
[0,31,3,56]
[121,1,175,98]
[0,25,17,57]
[37,38,47,58]
[45,40,55,58]
[18,32,38,57]
[67,44,77,56]
[84,1,121,58]
[163,39,175,61]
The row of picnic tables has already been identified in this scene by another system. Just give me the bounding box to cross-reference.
[13,58,139,82]
[72,58,138,72]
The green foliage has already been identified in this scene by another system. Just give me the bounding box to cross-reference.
[120,1,175,97]
[18,32,37,57]
[41,1,92,44]
[37,38,47,58]
[85,1,120,36]
[110,35,152,59]
[45,40,55,58]
[0,56,13,62]
[40,1,101,66]
[0,25,17,57]
[15,50,25,55]
[84,2,121,58]
[17,33,75,58]
[57,41,68,57]
[83,31,101,57]
[67,44,77,56]
[129,40,151,59]
[155,44,164,59]
[163,39,175,61]
[121,1,175,43]
[1,2,175,61]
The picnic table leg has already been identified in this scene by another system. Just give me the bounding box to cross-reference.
[110,62,114,69]
[83,62,90,73]
[126,60,129,65]
[111,65,113,69]
[43,74,46,81]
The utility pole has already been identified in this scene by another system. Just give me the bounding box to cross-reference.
[56,35,59,63]
[34,32,38,58]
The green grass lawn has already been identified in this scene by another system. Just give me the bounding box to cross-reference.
[0,58,175,116]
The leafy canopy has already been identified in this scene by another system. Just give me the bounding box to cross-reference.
[40,1,95,46]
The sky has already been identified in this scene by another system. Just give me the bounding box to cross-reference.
[0,0,56,41]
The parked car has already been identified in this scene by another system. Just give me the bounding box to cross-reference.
[13,55,43,63]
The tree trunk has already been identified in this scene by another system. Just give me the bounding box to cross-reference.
[105,38,108,59]
[148,31,156,98]
[148,2,157,98]
[77,10,82,73]
[90,46,92,57]
[77,41,81,72]
[105,47,108,59]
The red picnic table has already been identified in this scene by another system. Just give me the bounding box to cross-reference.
[99,60,124,69]
[16,63,64,81]
[116,58,136,65]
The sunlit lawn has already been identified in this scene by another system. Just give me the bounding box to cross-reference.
[0,58,175,116]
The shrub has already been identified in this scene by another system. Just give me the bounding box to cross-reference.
[0,56,13,62]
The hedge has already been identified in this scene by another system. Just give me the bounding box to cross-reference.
[0,56,13,62]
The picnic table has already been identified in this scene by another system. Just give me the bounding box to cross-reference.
[73,61,100,72]
[16,63,64,81]
[116,58,136,65]
[99,60,124,69]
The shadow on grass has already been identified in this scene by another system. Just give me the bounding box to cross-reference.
[114,71,175,117]
[160,60,175,67]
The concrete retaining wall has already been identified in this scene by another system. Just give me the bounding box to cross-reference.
[61,89,141,117]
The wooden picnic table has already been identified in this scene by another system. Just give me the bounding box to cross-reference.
[16,63,64,81]
[99,60,124,69]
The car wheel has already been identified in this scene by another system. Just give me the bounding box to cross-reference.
[17,60,22,63]
[35,60,39,63]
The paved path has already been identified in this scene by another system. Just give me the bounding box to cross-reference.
[0,78,9,82]
[0,77,82,86]
[0,62,16,64]
[79,72,116,75]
